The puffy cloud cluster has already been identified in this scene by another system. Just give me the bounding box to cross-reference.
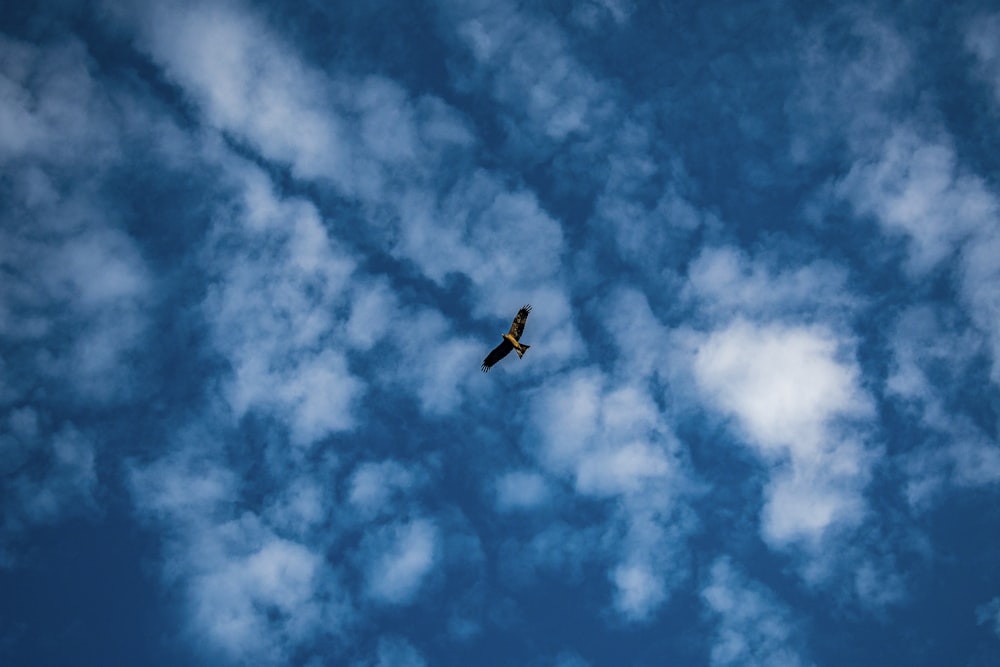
[694,321,873,547]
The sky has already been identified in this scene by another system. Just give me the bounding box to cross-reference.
[1,0,999,665]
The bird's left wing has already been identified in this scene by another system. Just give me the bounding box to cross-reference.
[481,339,514,372]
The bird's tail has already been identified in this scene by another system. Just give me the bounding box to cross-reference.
[516,343,530,359]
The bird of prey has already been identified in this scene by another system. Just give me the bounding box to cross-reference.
[481,304,532,372]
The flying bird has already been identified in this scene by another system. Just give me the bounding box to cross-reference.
[481,304,532,372]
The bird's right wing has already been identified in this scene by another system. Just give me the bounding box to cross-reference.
[481,339,514,372]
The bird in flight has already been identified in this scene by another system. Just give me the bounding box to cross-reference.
[481,304,532,372]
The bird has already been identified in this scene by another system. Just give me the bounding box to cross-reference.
[481,304,532,372]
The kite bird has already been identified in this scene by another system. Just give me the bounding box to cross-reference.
[481,304,532,372]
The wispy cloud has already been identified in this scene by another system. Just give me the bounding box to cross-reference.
[965,12,1000,107]
[360,518,440,606]
[702,558,813,667]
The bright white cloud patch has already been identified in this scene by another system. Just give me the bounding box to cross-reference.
[694,320,873,546]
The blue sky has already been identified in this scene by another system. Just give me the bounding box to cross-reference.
[2,0,999,665]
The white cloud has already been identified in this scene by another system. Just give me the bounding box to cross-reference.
[525,368,694,620]
[202,163,363,445]
[117,0,473,204]
[1,416,98,561]
[702,558,813,667]
[684,246,855,323]
[887,305,1000,509]
[392,171,568,312]
[693,320,874,547]
[363,636,427,667]
[836,127,995,275]
[448,0,610,145]
[345,279,398,352]
[379,306,484,416]
[183,515,344,663]
[976,597,1000,639]
[965,12,1000,108]
[362,518,440,606]
[571,0,634,29]
[587,124,712,273]
[789,11,914,163]
[611,561,667,622]
[599,286,674,381]
[0,35,153,405]
[264,475,330,539]
[348,460,424,520]
[128,428,351,663]
[796,12,1000,389]
[125,0,349,185]
[553,651,591,667]
[494,470,551,512]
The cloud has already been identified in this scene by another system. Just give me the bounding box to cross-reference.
[965,12,1000,108]
[976,597,1000,639]
[586,123,713,275]
[1,414,98,565]
[494,470,551,512]
[361,636,427,667]
[789,10,914,163]
[571,0,634,29]
[348,460,426,520]
[128,424,351,664]
[445,0,613,148]
[684,246,856,323]
[835,127,995,275]
[384,171,572,327]
[796,11,1000,390]
[201,162,363,445]
[0,36,153,405]
[120,0,349,184]
[361,518,440,606]
[525,367,696,620]
[115,0,473,203]
[887,306,1000,509]
[702,558,813,667]
[693,320,874,547]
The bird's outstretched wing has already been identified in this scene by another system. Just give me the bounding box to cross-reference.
[481,339,514,372]
[507,304,532,341]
